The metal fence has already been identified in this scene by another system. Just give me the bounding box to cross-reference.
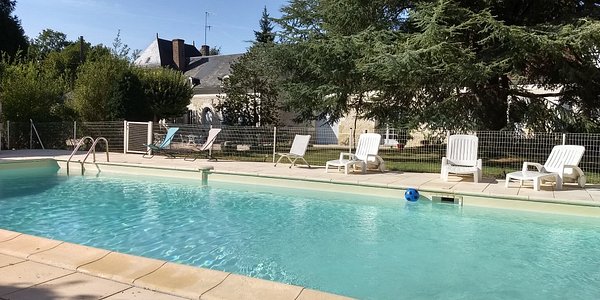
[2,121,600,183]
[2,121,124,152]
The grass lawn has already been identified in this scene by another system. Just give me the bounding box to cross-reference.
[210,145,600,183]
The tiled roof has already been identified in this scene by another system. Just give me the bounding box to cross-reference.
[134,37,201,68]
[134,36,243,95]
[185,54,243,94]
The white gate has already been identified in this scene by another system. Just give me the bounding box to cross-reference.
[124,121,153,154]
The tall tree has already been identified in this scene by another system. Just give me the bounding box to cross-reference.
[43,38,111,87]
[1,60,71,122]
[254,6,275,44]
[271,0,600,132]
[217,7,281,126]
[28,29,71,60]
[217,46,280,126]
[273,0,413,126]
[112,29,130,61]
[138,67,192,121]
[69,55,132,121]
[0,0,28,57]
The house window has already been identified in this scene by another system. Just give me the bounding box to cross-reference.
[202,107,214,125]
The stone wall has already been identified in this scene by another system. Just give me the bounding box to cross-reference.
[336,110,377,146]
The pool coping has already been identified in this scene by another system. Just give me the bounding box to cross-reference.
[0,229,351,300]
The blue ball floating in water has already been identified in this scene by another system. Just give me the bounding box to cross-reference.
[404,188,420,202]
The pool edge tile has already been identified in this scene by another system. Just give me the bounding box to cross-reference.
[0,229,21,243]
[134,262,229,299]
[0,234,63,259]
[77,252,166,284]
[296,288,356,300]
[200,273,303,300]
[29,242,111,270]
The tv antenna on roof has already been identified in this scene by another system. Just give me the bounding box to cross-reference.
[204,11,212,45]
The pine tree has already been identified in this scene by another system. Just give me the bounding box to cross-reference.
[0,0,28,57]
[217,7,280,126]
[254,6,275,44]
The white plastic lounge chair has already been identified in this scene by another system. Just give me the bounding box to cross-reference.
[441,134,482,183]
[326,133,385,174]
[185,128,222,161]
[274,134,311,168]
[143,127,179,158]
[505,145,586,190]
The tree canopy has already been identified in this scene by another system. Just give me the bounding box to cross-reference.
[139,67,193,122]
[0,0,28,58]
[254,6,276,44]
[28,29,71,60]
[265,0,600,132]
[1,26,192,123]
[218,7,280,126]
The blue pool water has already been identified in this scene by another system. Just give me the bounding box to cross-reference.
[1,166,599,299]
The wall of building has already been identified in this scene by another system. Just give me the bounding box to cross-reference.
[187,94,222,125]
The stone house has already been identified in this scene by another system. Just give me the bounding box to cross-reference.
[134,36,379,144]
[134,36,242,126]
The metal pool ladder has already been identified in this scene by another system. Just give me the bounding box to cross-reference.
[66,136,110,175]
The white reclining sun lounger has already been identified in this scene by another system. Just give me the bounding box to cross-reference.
[505,145,586,191]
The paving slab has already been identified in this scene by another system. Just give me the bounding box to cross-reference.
[29,241,110,270]
[0,253,24,268]
[201,274,303,300]
[296,288,355,300]
[0,235,62,259]
[78,252,165,284]
[553,186,594,201]
[586,190,600,202]
[517,185,556,199]
[5,272,130,300]
[484,181,521,196]
[134,262,229,299]
[0,230,20,243]
[450,181,491,193]
[0,261,73,296]
[103,287,188,300]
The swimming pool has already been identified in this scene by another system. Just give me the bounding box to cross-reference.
[1,162,599,299]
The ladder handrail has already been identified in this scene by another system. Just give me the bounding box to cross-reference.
[66,136,94,175]
[82,137,110,165]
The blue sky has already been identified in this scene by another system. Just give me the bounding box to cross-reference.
[15,0,287,54]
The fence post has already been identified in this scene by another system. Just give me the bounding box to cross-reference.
[73,121,77,143]
[123,120,128,154]
[147,121,153,151]
[30,120,33,149]
[6,121,10,150]
[349,127,353,153]
[272,126,277,164]
[562,133,566,145]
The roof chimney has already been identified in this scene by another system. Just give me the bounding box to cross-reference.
[172,39,186,70]
[200,45,210,56]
